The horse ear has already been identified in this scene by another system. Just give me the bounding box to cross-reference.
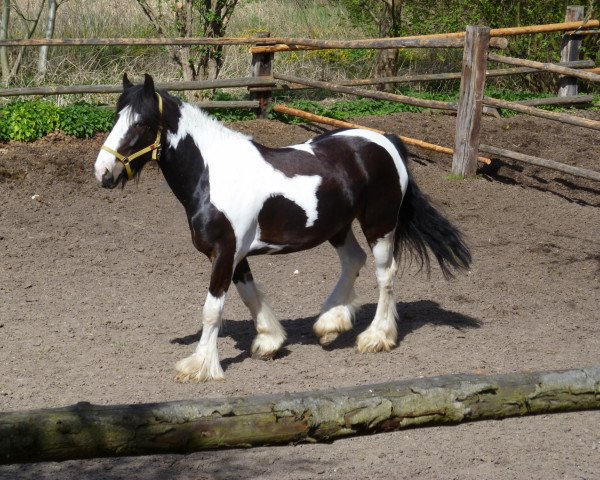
[122,73,133,90]
[143,73,155,97]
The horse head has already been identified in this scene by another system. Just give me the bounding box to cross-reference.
[94,73,163,188]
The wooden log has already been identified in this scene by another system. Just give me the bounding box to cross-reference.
[251,33,274,119]
[488,53,600,83]
[280,61,595,90]
[0,35,507,50]
[483,96,600,131]
[196,100,260,109]
[274,73,456,111]
[1,366,599,464]
[516,95,593,107]
[250,20,600,54]
[558,6,585,96]
[0,20,597,49]
[452,26,490,177]
[489,19,599,36]
[272,104,492,165]
[479,144,600,182]
[0,77,275,97]
[249,36,508,54]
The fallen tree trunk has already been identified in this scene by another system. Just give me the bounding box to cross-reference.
[1,367,599,464]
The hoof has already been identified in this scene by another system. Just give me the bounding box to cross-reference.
[251,332,284,360]
[313,305,354,346]
[356,327,396,353]
[174,353,224,382]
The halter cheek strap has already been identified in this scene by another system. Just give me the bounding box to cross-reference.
[101,92,163,180]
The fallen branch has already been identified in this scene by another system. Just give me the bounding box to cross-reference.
[1,367,598,464]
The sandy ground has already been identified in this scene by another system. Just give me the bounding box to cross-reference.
[0,110,599,479]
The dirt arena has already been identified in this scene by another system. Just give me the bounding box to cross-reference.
[1,109,599,479]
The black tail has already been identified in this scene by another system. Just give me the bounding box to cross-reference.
[394,172,472,279]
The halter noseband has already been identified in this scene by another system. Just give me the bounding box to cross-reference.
[101,92,163,180]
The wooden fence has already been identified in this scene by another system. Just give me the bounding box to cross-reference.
[0,11,598,180]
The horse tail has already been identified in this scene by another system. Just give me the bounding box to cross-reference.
[385,135,472,279]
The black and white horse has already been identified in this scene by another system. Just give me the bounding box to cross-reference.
[94,74,471,382]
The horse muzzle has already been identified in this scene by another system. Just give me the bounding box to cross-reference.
[101,170,121,189]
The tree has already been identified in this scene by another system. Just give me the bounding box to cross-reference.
[372,0,403,90]
[135,0,238,83]
[36,0,70,82]
[1,0,10,84]
[341,0,403,90]
[0,0,45,87]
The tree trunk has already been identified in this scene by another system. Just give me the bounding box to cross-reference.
[1,366,599,465]
[0,0,9,86]
[373,0,402,91]
[36,0,57,82]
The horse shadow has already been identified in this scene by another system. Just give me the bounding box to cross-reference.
[170,300,482,370]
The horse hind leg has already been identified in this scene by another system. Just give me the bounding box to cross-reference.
[314,229,367,346]
[356,230,399,353]
[234,258,286,359]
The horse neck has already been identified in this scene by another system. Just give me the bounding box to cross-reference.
[158,99,245,212]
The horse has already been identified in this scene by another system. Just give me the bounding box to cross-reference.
[94,73,471,382]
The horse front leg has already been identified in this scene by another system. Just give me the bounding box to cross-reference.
[314,229,366,346]
[175,247,234,382]
[233,258,286,359]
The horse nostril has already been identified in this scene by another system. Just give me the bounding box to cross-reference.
[101,170,116,189]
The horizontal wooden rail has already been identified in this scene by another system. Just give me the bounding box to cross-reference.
[488,53,600,82]
[274,73,456,111]
[1,366,598,464]
[251,20,600,54]
[283,60,595,89]
[272,104,491,165]
[516,95,593,107]
[250,37,508,54]
[0,77,275,97]
[480,144,600,182]
[0,35,508,51]
[483,96,600,131]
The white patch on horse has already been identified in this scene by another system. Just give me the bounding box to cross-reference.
[94,106,140,182]
[175,292,225,382]
[289,143,315,155]
[333,129,409,195]
[167,103,322,255]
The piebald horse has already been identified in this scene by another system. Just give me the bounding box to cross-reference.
[94,74,471,382]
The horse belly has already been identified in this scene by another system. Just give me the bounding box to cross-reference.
[253,186,358,254]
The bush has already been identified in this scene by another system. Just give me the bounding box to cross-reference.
[0,101,62,142]
[60,102,114,138]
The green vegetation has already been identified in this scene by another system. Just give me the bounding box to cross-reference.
[0,1,597,141]
[0,100,113,141]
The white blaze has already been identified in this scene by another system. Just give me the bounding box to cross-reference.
[94,106,140,182]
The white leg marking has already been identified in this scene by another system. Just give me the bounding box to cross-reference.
[357,231,399,353]
[314,231,367,345]
[175,293,225,382]
[236,280,286,358]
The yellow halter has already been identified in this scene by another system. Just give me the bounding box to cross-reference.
[101,92,163,180]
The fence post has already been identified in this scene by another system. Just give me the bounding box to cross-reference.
[452,25,490,177]
[557,5,585,97]
[251,32,274,119]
